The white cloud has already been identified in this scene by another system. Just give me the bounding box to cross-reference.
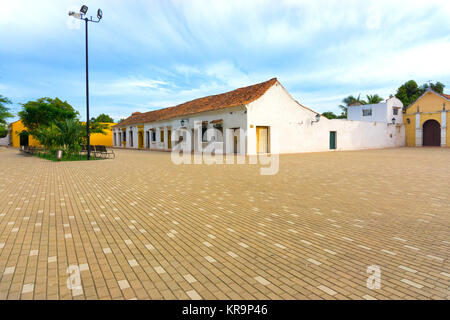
[1,0,450,119]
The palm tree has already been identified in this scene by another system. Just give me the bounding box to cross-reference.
[366,94,384,104]
[338,94,366,117]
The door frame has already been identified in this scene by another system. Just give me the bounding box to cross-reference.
[167,129,172,149]
[138,130,144,149]
[256,126,269,154]
[329,131,337,150]
[422,119,441,146]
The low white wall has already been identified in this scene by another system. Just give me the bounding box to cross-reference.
[247,83,405,154]
[0,134,10,146]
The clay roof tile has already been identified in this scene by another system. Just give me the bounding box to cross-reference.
[116,78,277,127]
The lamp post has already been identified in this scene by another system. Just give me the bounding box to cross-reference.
[69,5,103,160]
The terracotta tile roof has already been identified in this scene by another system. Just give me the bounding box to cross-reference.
[442,93,450,99]
[115,78,278,127]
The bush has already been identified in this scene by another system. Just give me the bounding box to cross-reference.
[0,125,7,138]
[33,119,84,158]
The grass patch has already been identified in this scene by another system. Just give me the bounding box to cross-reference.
[37,152,104,162]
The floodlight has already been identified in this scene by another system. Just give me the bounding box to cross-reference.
[80,5,88,15]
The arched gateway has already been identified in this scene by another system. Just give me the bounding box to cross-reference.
[422,120,441,146]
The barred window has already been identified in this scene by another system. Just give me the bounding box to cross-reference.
[362,109,372,116]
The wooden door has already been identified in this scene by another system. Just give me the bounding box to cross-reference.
[330,131,337,150]
[168,130,172,149]
[423,120,440,146]
[256,126,268,154]
[138,131,144,149]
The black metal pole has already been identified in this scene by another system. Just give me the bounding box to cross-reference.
[85,18,90,160]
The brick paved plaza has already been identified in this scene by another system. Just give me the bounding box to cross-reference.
[0,147,448,300]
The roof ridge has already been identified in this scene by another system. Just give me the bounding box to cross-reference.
[116,78,277,126]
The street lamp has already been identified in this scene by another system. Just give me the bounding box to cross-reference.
[69,5,103,160]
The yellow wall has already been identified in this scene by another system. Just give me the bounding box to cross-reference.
[448,112,450,147]
[10,120,40,148]
[9,120,114,148]
[90,122,114,147]
[406,91,446,114]
[419,113,441,127]
[403,114,416,147]
[403,91,448,147]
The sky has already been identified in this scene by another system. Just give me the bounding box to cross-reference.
[1,0,450,122]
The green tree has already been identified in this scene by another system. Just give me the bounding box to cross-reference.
[338,94,366,118]
[0,95,14,125]
[33,123,60,152]
[117,118,125,124]
[395,80,424,108]
[79,121,108,145]
[421,81,445,94]
[18,97,108,157]
[0,125,8,138]
[18,97,78,134]
[321,112,338,119]
[396,80,446,108]
[54,119,84,156]
[91,113,114,123]
[366,94,384,104]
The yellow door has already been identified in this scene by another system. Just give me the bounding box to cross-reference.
[168,130,172,149]
[256,126,268,153]
[138,131,144,149]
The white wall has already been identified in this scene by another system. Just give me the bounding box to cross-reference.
[386,97,403,124]
[247,83,405,154]
[113,106,247,153]
[113,83,405,155]
[0,134,10,146]
[347,97,403,123]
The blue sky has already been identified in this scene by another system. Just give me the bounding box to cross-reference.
[1,0,450,122]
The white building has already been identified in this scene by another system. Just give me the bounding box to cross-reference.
[0,133,10,146]
[347,97,403,124]
[112,78,405,155]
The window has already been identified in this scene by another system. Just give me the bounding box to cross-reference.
[202,122,208,142]
[362,109,372,116]
[123,131,126,142]
[113,133,116,146]
[393,108,399,115]
[129,130,133,147]
[160,130,164,142]
[213,123,223,142]
[118,132,121,143]
[146,131,149,148]
[151,130,156,142]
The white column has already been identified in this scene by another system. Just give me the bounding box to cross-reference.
[164,127,168,149]
[225,128,234,154]
[133,128,138,148]
[415,113,422,147]
[441,111,447,147]
[194,121,202,153]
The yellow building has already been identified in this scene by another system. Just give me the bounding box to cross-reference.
[9,120,114,148]
[9,120,41,148]
[404,90,449,147]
